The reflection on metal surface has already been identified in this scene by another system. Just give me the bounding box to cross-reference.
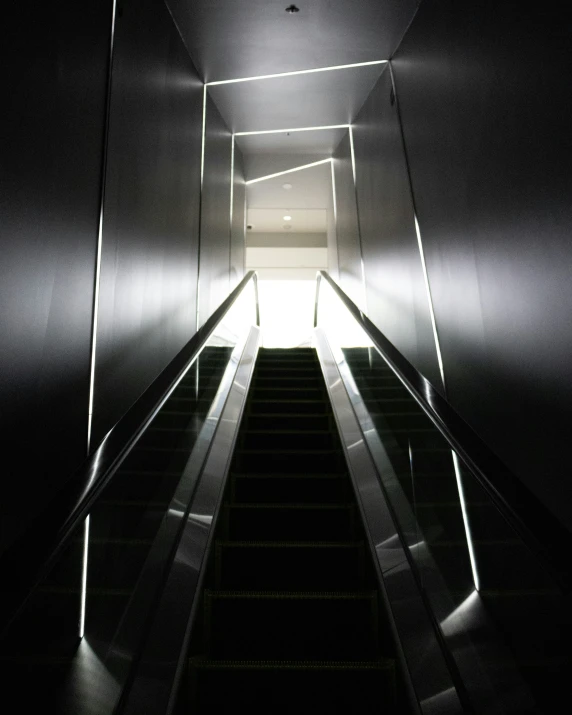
[246,158,332,184]
[440,590,480,638]
[207,60,388,86]
[348,125,368,313]
[452,451,480,591]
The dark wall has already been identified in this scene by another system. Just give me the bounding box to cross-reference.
[0,0,112,552]
[198,94,233,325]
[333,132,364,309]
[230,146,246,289]
[352,68,442,389]
[391,0,572,528]
[92,0,203,445]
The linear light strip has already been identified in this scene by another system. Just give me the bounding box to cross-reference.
[235,124,349,137]
[79,514,90,638]
[196,84,208,330]
[452,452,480,591]
[207,60,388,86]
[414,214,446,388]
[348,125,368,313]
[246,158,332,185]
[229,135,235,280]
[82,0,118,639]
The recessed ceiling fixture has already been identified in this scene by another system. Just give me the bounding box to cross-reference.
[283,183,293,190]
[283,215,292,221]
[285,4,300,13]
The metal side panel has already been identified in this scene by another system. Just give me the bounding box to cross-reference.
[313,327,464,715]
[120,325,261,715]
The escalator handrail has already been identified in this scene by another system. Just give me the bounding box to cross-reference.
[0,271,260,633]
[314,270,572,589]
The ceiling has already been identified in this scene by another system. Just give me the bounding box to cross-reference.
[247,208,327,233]
[166,0,419,244]
[167,0,418,81]
[246,161,332,208]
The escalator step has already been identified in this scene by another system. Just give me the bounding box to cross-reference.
[204,591,380,660]
[245,413,332,431]
[222,503,355,541]
[214,541,366,590]
[187,658,396,714]
[231,473,351,504]
[241,430,336,450]
[233,449,346,474]
[248,399,329,415]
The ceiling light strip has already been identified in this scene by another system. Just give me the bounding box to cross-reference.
[246,158,332,184]
[235,124,349,137]
[207,60,388,86]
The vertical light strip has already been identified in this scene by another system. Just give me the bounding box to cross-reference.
[330,159,340,278]
[413,214,446,388]
[452,452,480,591]
[79,514,90,638]
[229,134,235,286]
[348,125,368,313]
[388,62,446,391]
[82,0,118,639]
[196,84,208,330]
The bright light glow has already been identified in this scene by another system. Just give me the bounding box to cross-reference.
[257,280,316,347]
[234,124,349,136]
[246,158,332,185]
[207,60,388,86]
[283,183,292,190]
[451,452,480,591]
[283,215,292,221]
[414,213,446,390]
[79,514,90,638]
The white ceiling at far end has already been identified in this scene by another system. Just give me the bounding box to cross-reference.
[247,208,327,233]
[246,160,332,207]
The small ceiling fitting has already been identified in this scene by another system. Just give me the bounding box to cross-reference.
[285,5,300,13]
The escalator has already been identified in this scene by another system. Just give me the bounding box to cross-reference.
[1,271,570,714]
[178,348,400,713]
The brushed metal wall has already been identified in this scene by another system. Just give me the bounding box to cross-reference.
[198,94,233,326]
[92,0,203,445]
[352,69,442,390]
[0,0,113,552]
[392,0,572,529]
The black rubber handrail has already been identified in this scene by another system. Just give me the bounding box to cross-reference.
[315,270,572,590]
[0,271,260,634]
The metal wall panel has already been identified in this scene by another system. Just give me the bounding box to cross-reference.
[93,0,203,445]
[230,145,246,288]
[198,94,233,325]
[392,0,572,529]
[333,132,364,309]
[0,0,112,552]
[352,69,442,389]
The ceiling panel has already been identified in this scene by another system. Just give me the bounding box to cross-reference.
[166,0,419,81]
[236,127,347,156]
[247,208,327,233]
[247,161,332,208]
[207,63,386,133]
